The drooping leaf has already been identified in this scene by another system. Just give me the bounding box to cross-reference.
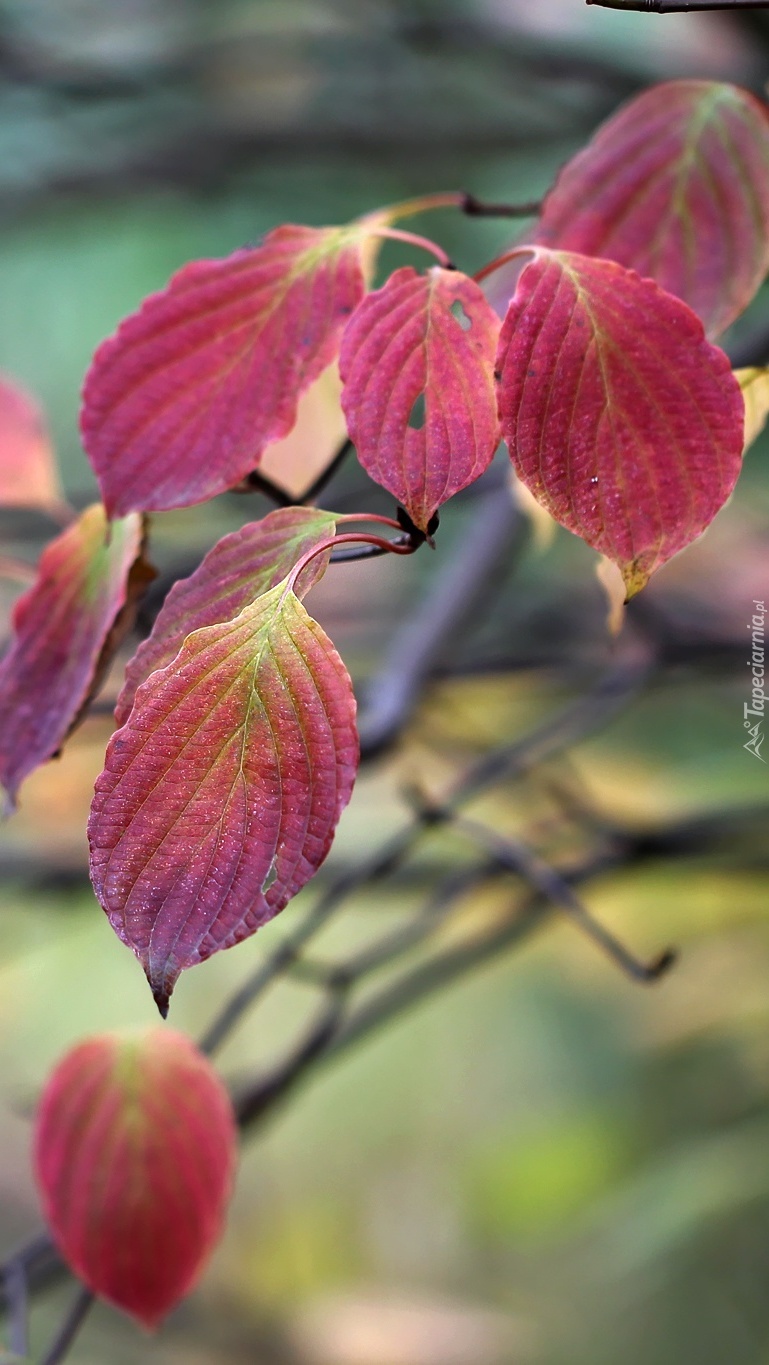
[0,372,63,516]
[34,1029,236,1330]
[81,224,370,517]
[496,249,744,598]
[89,573,358,1014]
[116,507,337,726]
[735,366,769,452]
[340,266,501,532]
[0,504,147,809]
[491,81,769,339]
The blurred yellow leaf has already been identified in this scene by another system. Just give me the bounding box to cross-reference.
[735,365,769,451]
[258,363,346,500]
[508,468,556,550]
[595,555,626,634]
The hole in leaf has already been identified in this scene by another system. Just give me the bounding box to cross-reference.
[261,856,278,894]
[450,299,472,332]
[408,392,427,430]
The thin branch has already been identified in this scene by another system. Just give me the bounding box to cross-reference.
[454,815,676,982]
[358,484,527,756]
[289,859,503,990]
[233,995,348,1127]
[3,1257,28,1359]
[200,890,349,1055]
[461,191,541,218]
[235,469,295,507]
[302,438,355,504]
[235,438,355,509]
[447,634,653,809]
[0,1234,62,1312]
[39,1286,93,1365]
[587,0,769,8]
[323,897,552,1065]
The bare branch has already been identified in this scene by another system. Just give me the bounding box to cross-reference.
[358,484,528,757]
[39,1286,94,1365]
[453,815,676,982]
[3,1257,28,1359]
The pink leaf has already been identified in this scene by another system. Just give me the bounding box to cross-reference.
[81,225,369,517]
[34,1029,236,1330]
[0,373,63,515]
[340,266,501,532]
[116,506,337,726]
[496,249,745,597]
[0,504,147,809]
[493,81,769,339]
[89,573,358,1015]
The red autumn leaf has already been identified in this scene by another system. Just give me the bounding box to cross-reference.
[490,81,769,339]
[0,503,146,809]
[81,224,369,517]
[89,571,358,1015]
[340,266,501,532]
[34,1029,236,1330]
[0,372,63,516]
[496,249,744,597]
[116,506,337,726]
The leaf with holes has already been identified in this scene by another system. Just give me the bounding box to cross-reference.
[34,1029,236,1329]
[116,506,337,726]
[81,224,371,517]
[489,81,769,339]
[0,504,148,810]
[89,568,357,1014]
[340,266,501,532]
[0,372,64,516]
[496,249,744,598]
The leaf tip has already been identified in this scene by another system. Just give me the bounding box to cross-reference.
[152,984,171,1019]
[146,963,175,1018]
[621,560,650,601]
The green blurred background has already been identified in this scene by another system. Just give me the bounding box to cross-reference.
[1,2,769,1362]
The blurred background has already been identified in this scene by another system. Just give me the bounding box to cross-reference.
[1,1,769,1362]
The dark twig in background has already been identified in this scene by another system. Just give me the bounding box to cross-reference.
[3,1251,28,1358]
[38,1287,94,1365]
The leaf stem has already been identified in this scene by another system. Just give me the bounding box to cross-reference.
[474,245,534,286]
[365,226,454,269]
[288,530,417,592]
[376,191,466,223]
[330,542,395,563]
[336,512,405,531]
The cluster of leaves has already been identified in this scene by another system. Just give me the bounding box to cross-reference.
[1,78,769,1335]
